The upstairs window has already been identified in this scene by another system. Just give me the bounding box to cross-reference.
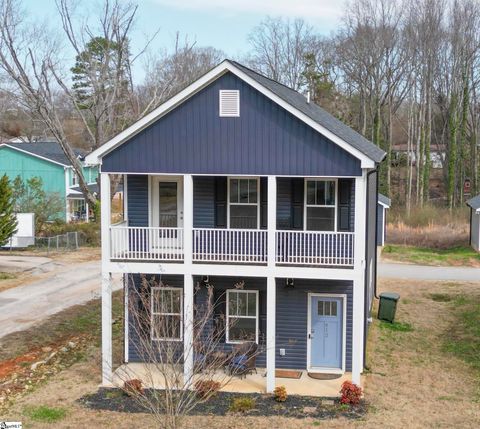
[229,178,259,229]
[305,179,336,231]
[219,90,240,117]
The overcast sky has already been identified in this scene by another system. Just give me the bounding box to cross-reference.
[22,0,345,79]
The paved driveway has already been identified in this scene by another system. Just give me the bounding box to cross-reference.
[0,256,121,338]
[379,262,480,282]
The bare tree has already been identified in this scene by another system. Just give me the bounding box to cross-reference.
[113,275,262,429]
[246,17,319,91]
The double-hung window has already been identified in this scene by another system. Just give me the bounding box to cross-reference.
[226,289,259,343]
[151,287,183,341]
[305,180,336,231]
[229,178,259,229]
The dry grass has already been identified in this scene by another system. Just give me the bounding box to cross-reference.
[387,205,470,249]
[2,279,480,428]
[2,247,100,264]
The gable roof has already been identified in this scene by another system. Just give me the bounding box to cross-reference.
[85,60,385,168]
[378,193,391,208]
[230,61,385,164]
[0,141,85,167]
[467,194,480,210]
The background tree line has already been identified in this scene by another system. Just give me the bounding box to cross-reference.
[0,0,479,212]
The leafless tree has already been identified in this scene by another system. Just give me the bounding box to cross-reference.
[246,17,319,91]
[114,275,262,429]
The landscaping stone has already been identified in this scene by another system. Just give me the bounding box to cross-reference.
[303,406,317,414]
[321,399,335,406]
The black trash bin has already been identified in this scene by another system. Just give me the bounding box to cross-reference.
[378,292,400,323]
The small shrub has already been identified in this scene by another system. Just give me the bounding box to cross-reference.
[124,379,144,396]
[339,381,362,405]
[24,405,67,423]
[229,396,256,412]
[273,385,288,402]
[194,379,221,399]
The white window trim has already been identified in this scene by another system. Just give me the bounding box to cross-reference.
[304,178,338,232]
[151,286,183,342]
[219,89,240,117]
[227,177,260,229]
[226,289,259,344]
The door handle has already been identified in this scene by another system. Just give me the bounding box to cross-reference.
[308,333,313,339]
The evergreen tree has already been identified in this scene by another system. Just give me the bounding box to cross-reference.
[0,174,18,246]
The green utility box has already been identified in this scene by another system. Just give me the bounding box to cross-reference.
[378,292,400,323]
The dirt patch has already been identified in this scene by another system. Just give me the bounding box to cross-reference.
[2,247,100,264]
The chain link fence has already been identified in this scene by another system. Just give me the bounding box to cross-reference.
[34,231,85,253]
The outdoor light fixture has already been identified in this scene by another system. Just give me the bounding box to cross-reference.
[285,278,294,288]
[202,276,209,285]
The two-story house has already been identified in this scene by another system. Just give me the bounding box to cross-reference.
[86,60,385,394]
[0,140,98,222]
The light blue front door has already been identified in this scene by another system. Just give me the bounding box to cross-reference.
[310,296,343,369]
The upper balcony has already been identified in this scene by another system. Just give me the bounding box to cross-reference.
[108,175,356,268]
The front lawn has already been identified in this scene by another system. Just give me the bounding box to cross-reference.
[382,244,480,267]
[2,278,480,428]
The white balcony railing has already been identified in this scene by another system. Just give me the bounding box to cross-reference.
[275,230,354,266]
[193,228,268,263]
[110,226,184,261]
[109,227,354,267]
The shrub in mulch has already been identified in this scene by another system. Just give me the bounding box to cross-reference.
[339,381,362,405]
[273,385,288,402]
[194,380,221,400]
[79,388,367,420]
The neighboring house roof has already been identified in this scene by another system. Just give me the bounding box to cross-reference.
[85,60,386,168]
[467,194,480,211]
[0,141,85,167]
[378,193,391,208]
[67,182,123,198]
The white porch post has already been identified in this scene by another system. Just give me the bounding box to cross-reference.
[100,172,113,385]
[183,174,194,386]
[266,175,277,393]
[352,170,367,386]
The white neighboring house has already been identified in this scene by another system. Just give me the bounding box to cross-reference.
[467,194,480,252]
[4,213,35,248]
[377,194,391,247]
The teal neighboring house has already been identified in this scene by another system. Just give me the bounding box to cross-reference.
[0,141,98,222]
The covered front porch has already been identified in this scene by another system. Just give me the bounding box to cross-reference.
[112,363,354,397]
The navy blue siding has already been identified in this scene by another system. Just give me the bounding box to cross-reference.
[127,274,352,371]
[103,72,362,176]
[127,175,148,227]
[193,177,215,228]
[276,279,353,371]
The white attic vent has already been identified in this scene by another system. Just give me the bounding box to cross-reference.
[219,90,240,117]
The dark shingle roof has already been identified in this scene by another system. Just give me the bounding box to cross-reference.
[467,194,480,210]
[378,193,391,207]
[229,60,386,164]
[4,141,85,166]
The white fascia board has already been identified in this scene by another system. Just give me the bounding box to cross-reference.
[85,61,376,168]
[378,200,390,208]
[0,143,69,167]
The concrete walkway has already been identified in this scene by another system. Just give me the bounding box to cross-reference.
[0,257,121,338]
[379,262,480,282]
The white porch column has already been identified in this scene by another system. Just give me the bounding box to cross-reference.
[266,175,277,393]
[100,172,113,385]
[102,272,113,385]
[352,170,367,386]
[183,175,194,385]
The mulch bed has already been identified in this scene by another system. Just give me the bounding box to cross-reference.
[79,388,367,419]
